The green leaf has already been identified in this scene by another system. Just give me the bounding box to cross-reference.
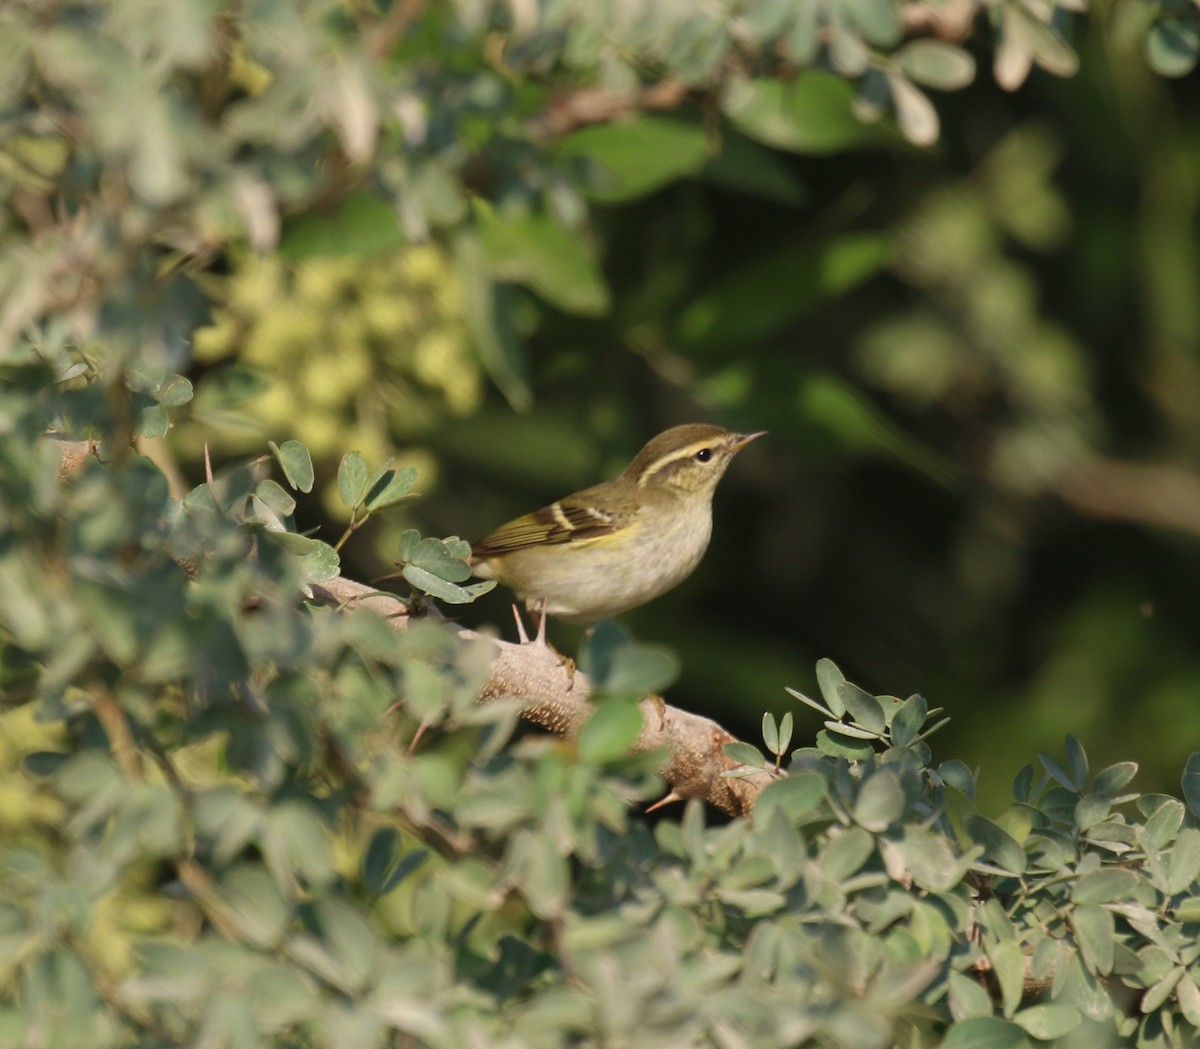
[402,564,494,604]
[818,826,875,881]
[1174,897,1200,922]
[700,131,807,205]
[815,658,847,716]
[363,465,417,511]
[714,887,787,916]
[279,189,404,260]
[890,693,928,747]
[949,970,994,1021]
[157,375,193,408]
[476,202,610,316]
[1012,764,1034,802]
[841,0,900,46]
[456,232,532,411]
[578,700,643,763]
[1166,828,1200,895]
[396,528,421,562]
[776,711,794,755]
[313,899,379,992]
[406,537,471,583]
[556,117,709,202]
[1039,752,1079,793]
[942,1016,1030,1049]
[338,452,369,510]
[1072,868,1140,905]
[1144,798,1185,848]
[795,372,955,484]
[1011,5,1079,77]
[270,440,315,493]
[581,621,680,697]
[1074,792,1111,831]
[888,73,939,147]
[1094,760,1139,796]
[601,644,681,698]
[1178,973,1200,1027]
[940,760,977,799]
[823,720,880,740]
[722,72,887,154]
[255,479,296,519]
[361,828,401,895]
[1146,16,1199,77]
[139,402,169,438]
[678,234,890,350]
[221,866,291,948]
[828,15,869,76]
[21,751,68,778]
[1182,753,1200,818]
[270,532,341,582]
[785,686,833,718]
[724,741,768,768]
[838,681,886,734]
[787,0,820,61]
[754,771,826,823]
[1142,966,1183,1012]
[989,940,1026,1018]
[1012,1005,1081,1040]
[854,770,905,832]
[815,729,875,761]
[762,712,780,755]
[896,825,963,892]
[522,831,569,920]
[1072,904,1115,975]
[1065,735,1089,792]
[966,815,1026,875]
[897,39,976,90]
[266,802,335,891]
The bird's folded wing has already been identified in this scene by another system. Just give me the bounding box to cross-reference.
[471,499,628,556]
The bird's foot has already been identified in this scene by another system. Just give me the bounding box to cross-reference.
[511,600,575,689]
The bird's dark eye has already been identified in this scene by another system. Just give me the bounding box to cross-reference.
[694,448,713,463]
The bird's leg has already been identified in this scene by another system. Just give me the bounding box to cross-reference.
[513,598,575,690]
[511,603,531,644]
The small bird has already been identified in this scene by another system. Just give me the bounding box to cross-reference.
[470,423,765,626]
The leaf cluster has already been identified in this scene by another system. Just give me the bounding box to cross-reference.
[5,376,1200,1046]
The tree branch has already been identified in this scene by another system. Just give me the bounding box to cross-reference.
[1053,455,1200,539]
[314,576,776,816]
[524,80,691,141]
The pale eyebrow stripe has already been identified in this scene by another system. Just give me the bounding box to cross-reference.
[637,440,717,487]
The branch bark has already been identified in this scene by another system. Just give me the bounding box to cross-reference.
[1053,456,1200,539]
[314,576,776,816]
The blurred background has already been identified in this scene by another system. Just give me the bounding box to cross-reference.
[24,2,1196,808]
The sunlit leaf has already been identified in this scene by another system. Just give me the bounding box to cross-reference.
[270,440,314,494]
[338,452,369,511]
[578,700,643,763]
[557,117,709,202]
[476,202,610,316]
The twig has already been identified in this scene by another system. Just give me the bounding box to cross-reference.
[92,687,145,780]
[1053,455,1200,539]
[525,80,691,141]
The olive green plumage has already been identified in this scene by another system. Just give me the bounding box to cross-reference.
[470,423,764,624]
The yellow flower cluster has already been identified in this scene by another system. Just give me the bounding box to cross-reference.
[194,244,481,465]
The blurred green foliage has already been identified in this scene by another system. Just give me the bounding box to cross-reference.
[5,0,1200,1043]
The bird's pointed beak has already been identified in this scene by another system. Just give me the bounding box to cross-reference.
[730,430,767,453]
